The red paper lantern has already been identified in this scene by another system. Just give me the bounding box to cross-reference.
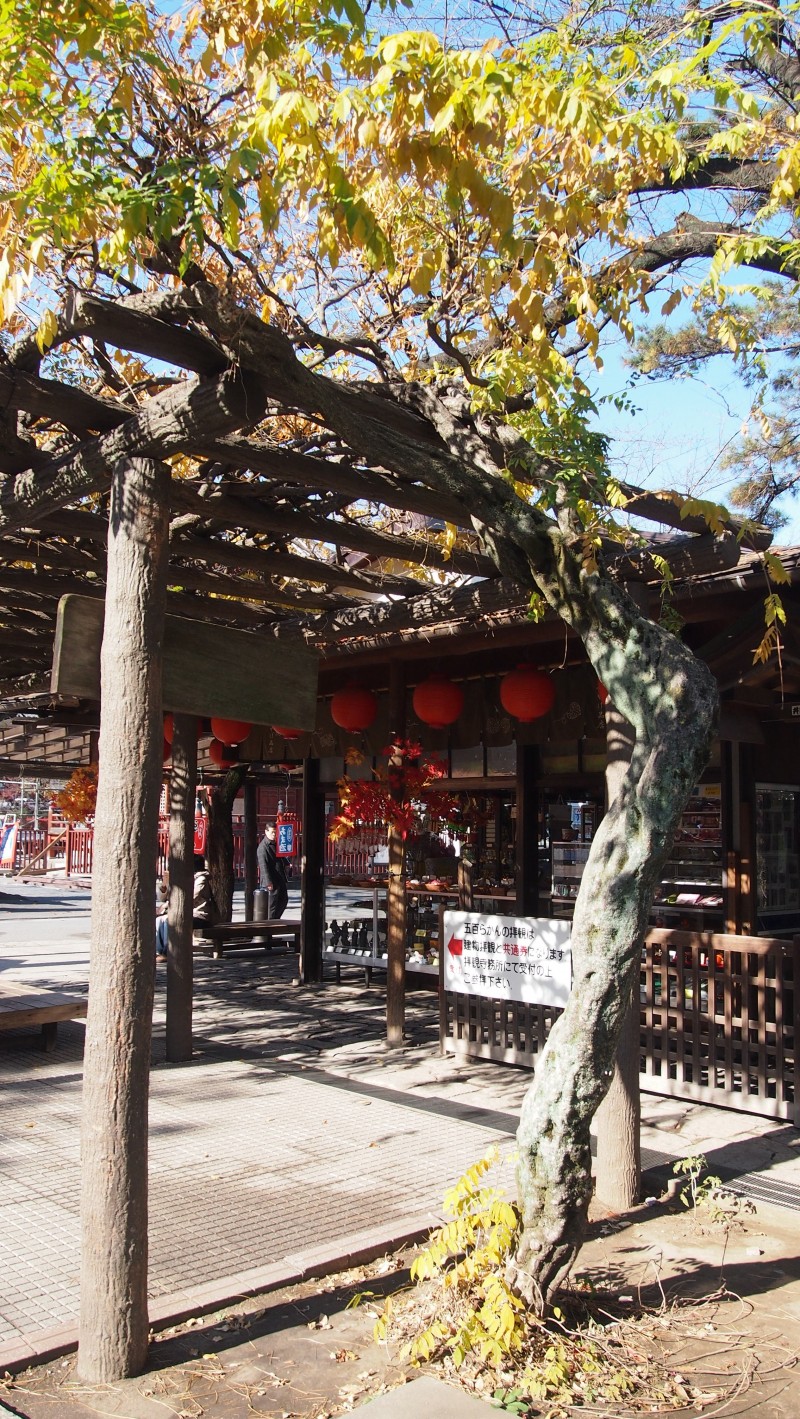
[162,738,171,763]
[331,685,378,732]
[597,681,609,705]
[164,714,204,743]
[499,665,555,721]
[208,738,237,767]
[412,673,464,729]
[210,716,252,746]
[273,725,303,740]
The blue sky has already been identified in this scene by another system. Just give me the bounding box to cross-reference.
[591,328,800,549]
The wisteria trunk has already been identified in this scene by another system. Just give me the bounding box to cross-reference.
[508,574,718,1307]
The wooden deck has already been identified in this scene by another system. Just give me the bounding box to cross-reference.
[0,984,88,1051]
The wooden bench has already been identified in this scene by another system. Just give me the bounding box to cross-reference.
[0,984,88,1051]
[192,919,301,959]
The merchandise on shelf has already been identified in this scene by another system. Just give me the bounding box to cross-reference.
[652,782,723,924]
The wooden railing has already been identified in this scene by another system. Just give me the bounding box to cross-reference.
[12,824,95,877]
[12,813,374,881]
[442,927,799,1125]
[640,928,799,1124]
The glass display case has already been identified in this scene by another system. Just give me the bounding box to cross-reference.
[324,884,442,979]
[540,796,602,917]
[323,879,522,982]
[651,782,723,928]
[756,783,800,931]
[551,842,591,917]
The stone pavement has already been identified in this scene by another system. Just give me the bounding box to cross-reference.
[0,958,514,1368]
[1,878,799,1380]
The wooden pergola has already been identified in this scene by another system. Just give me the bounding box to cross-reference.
[1,284,798,990]
[1,285,798,996]
[0,282,778,689]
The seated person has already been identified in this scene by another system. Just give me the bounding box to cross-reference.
[156,855,217,959]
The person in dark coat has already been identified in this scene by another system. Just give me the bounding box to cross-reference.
[257,823,289,920]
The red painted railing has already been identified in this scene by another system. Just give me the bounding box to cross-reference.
[9,816,381,881]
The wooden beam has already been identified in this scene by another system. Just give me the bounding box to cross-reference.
[619,483,772,550]
[385,662,407,1049]
[0,562,290,632]
[32,510,421,595]
[165,560,345,612]
[170,482,497,578]
[516,744,539,914]
[183,441,472,527]
[0,371,268,533]
[78,456,171,1380]
[244,778,258,916]
[171,532,422,595]
[299,758,324,984]
[610,532,743,582]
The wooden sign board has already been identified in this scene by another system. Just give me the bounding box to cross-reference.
[51,595,319,729]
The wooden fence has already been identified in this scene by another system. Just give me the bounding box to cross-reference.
[441,927,799,1125]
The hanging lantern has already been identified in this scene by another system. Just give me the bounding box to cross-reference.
[597,681,609,705]
[164,713,204,743]
[162,738,171,764]
[210,716,252,746]
[331,685,378,732]
[208,738,236,768]
[273,725,303,740]
[413,673,464,729]
[499,665,555,721]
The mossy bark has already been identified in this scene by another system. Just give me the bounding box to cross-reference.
[507,572,718,1307]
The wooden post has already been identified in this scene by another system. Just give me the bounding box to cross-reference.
[594,631,643,1212]
[78,458,170,1382]
[515,744,538,914]
[166,713,197,1063]
[722,740,740,934]
[300,757,324,983]
[386,662,406,1047]
[457,855,474,910]
[739,745,756,934]
[793,936,800,1130]
[244,777,258,917]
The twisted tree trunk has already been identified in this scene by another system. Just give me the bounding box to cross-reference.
[508,574,717,1306]
[312,375,721,1304]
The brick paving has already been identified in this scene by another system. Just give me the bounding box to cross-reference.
[0,953,519,1363]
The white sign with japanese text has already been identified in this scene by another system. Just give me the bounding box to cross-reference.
[443,911,572,1007]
